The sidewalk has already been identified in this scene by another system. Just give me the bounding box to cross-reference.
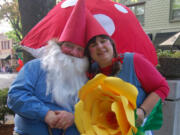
[0,73,17,89]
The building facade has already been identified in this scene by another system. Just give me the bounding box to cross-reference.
[117,0,180,46]
[0,34,17,72]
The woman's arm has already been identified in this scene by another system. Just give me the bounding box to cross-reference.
[133,53,169,124]
[134,53,169,102]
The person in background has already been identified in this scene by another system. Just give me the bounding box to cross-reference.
[7,0,88,135]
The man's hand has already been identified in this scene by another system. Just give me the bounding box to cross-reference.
[45,110,59,128]
[54,111,74,130]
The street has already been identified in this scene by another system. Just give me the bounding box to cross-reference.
[0,73,17,90]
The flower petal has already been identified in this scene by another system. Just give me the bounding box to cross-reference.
[75,74,138,135]
[75,101,96,135]
[79,74,106,100]
[92,125,109,135]
[83,86,103,111]
[104,77,138,109]
[75,101,86,133]
[120,96,137,133]
[112,101,131,135]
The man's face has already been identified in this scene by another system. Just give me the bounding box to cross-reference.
[61,42,84,58]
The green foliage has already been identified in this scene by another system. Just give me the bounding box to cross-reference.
[56,0,62,3]
[5,30,21,43]
[157,50,173,58]
[157,49,180,58]
[5,30,22,53]
[135,100,163,135]
[173,51,180,58]
[0,88,14,125]
[5,30,23,61]
[112,0,121,2]
[0,0,22,41]
[112,0,139,3]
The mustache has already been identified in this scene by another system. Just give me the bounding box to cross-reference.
[41,40,88,73]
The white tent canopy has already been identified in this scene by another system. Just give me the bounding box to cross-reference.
[160,32,180,48]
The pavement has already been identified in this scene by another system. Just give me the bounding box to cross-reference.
[0,73,17,90]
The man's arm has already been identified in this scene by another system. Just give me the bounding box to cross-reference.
[7,60,49,121]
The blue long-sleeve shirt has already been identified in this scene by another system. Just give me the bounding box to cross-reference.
[7,59,79,135]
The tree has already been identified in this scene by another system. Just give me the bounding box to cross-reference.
[56,0,62,4]
[18,0,56,63]
[18,0,56,37]
[0,0,56,63]
[6,30,20,43]
[0,0,22,41]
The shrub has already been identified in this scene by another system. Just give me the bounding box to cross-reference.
[0,88,14,125]
[157,49,180,58]
[157,49,180,78]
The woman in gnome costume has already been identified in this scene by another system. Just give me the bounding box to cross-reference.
[7,0,88,135]
[83,8,169,135]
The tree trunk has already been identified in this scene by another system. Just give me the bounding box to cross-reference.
[18,0,56,63]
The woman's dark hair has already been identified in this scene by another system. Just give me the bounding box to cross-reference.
[84,35,121,77]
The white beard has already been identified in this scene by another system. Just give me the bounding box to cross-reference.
[41,40,88,111]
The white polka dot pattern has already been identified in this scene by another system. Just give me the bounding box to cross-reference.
[61,0,77,8]
[94,14,115,36]
[114,4,128,13]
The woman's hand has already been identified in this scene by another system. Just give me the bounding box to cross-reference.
[136,108,145,127]
[54,111,74,130]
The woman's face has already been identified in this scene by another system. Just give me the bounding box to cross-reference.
[88,37,114,68]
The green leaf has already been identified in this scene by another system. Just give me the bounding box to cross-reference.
[143,99,163,130]
[135,99,163,134]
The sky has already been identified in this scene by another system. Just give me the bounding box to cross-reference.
[0,21,12,33]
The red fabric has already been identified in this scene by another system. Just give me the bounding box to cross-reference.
[16,59,24,72]
[59,0,86,48]
[21,1,74,49]
[86,72,94,79]
[112,54,124,64]
[85,9,109,44]
[21,0,157,66]
[86,0,157,66]
[134,53,169,100]
[100,64,112,76]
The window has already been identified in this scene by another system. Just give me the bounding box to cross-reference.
[170,0,180,21]
[4,41,6,49]
[117,0,145,26]
[1,41,3,49]
[128,3,145,26]
[7,41,10,49]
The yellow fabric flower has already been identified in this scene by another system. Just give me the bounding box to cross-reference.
[75,74,138,135]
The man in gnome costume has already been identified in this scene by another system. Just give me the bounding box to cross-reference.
[7,0,88,135]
